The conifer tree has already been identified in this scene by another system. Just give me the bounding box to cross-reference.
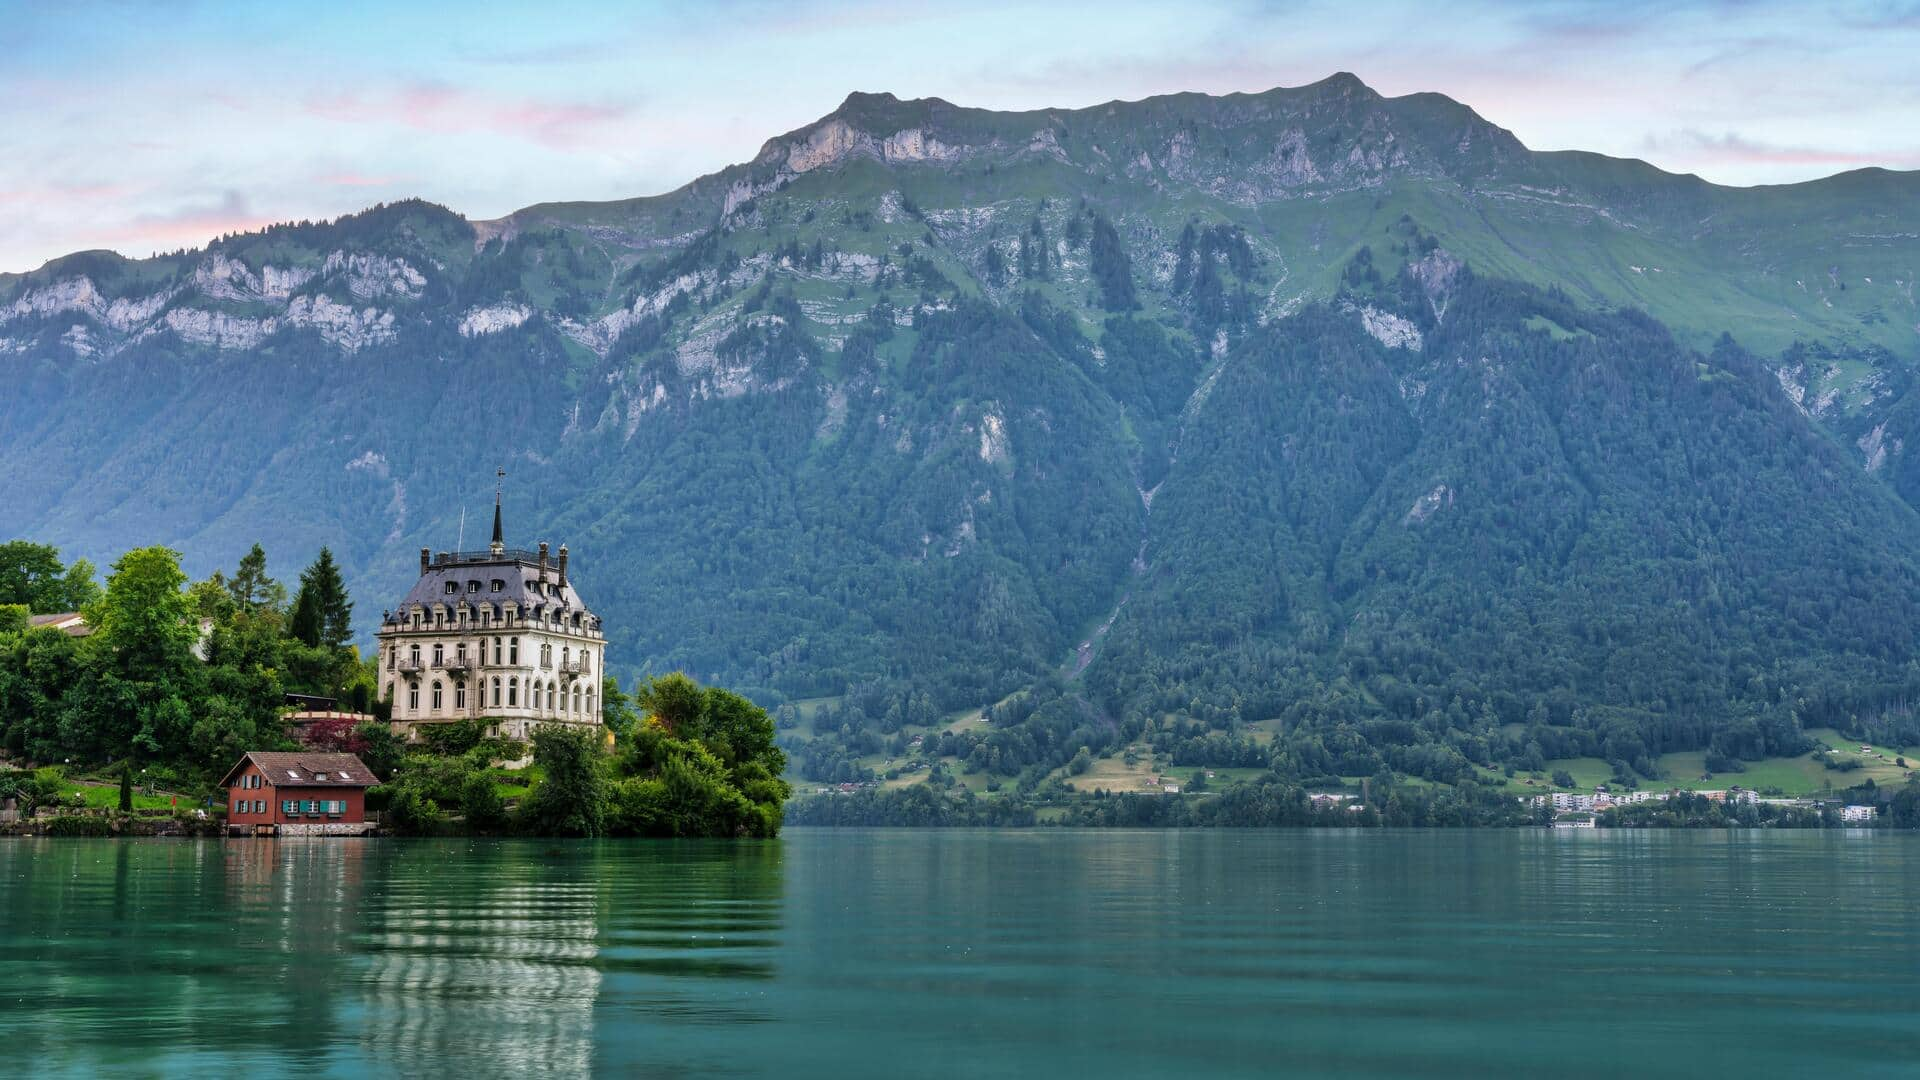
[288,585,322,648]
[289,547,352,649]
[226,543,284,615]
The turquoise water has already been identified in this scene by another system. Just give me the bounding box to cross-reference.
[2,830,1917,1077]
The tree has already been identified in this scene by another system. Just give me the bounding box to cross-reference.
[118,766,132,812]
[353,721,405,781]
[517,724,608,837]
[83,546,202,762]
[301,716,369,755]
[0,541,99,614]
[290,548,352,649]
[226,543,285,615]
[187,573,236,623]
[601,675,639,739]
[1552,770,1576,789]
[460,772,509,832]
[634,672,705,736]
[288,586,323,649]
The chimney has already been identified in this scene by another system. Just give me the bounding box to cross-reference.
[420,547,430,575]
[538,541,549,575]
[557,545,569,586]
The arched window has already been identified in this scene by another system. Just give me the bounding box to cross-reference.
[384,682,394,704]
[433,643,444,666]
[491,677,501,708]
[582,650,591,674]
[509,637,519,665]
[387,646,395,670]
[409,644,420,667]
[573,684,583,716]
[431,681,443,710]
[493,636,503,665]
[407,685,419,711]
[508,677,518,708]
[532,683,542,711]
[588,688,595,718]
[455,682,466,709]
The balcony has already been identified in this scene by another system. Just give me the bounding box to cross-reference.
[559,659,588,677]
[394,658,424,674]
[434,655,472,672]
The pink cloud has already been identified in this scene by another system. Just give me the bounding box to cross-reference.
[0,181,137,206]
[1642,130,1920,171]
[306,82,634,149]
[77,190,282,251]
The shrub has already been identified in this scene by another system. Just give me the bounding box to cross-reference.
[419,719,486,756]
[385,787,439,835]
[460,772,508,833]
[42,815,114,837]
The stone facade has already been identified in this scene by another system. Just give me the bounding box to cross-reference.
[376,503,606,745]
[277,822,377,837]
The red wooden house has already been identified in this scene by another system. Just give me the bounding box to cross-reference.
[220,751,377,836]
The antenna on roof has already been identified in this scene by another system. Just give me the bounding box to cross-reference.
[491,466,506,556]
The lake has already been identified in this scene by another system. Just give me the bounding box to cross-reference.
[2,829,1917,1077]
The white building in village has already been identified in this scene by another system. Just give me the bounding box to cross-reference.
[377,492,605,743]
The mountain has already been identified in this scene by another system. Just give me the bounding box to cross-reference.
[6,74,1920,790]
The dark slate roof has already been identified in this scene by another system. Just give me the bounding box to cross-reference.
[219,752,377,789]
[392,551,595,620]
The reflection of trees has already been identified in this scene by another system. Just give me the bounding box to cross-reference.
[0,838,789,1074]
[0,838,370,1072]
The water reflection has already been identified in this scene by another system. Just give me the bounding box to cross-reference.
[0,838,786,1077]
[3,832,1919,1077]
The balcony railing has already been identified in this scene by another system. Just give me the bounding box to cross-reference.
[433,656,472,672]
[395,658,424,673]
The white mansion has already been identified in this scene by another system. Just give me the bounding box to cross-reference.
[377,498,605,742]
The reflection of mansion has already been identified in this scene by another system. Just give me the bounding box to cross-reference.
[378,495,605,742]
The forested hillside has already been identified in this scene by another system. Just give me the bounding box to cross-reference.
[5,74,1920,796]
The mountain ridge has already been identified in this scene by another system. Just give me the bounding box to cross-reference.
[5,75,1920,790]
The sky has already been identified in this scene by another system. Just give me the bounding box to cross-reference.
[4,0,1920,273]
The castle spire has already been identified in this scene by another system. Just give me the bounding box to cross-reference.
[491,467,505,555]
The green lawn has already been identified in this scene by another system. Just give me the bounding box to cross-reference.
[489,765,544,802]
[1510,739,1918,798]
[61,780,189,811]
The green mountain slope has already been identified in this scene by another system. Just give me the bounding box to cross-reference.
[4,74,1920,790]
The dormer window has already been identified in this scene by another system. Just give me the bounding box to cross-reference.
[468,580,481,593]
[444,581,457,595]
[490,579,505,593]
